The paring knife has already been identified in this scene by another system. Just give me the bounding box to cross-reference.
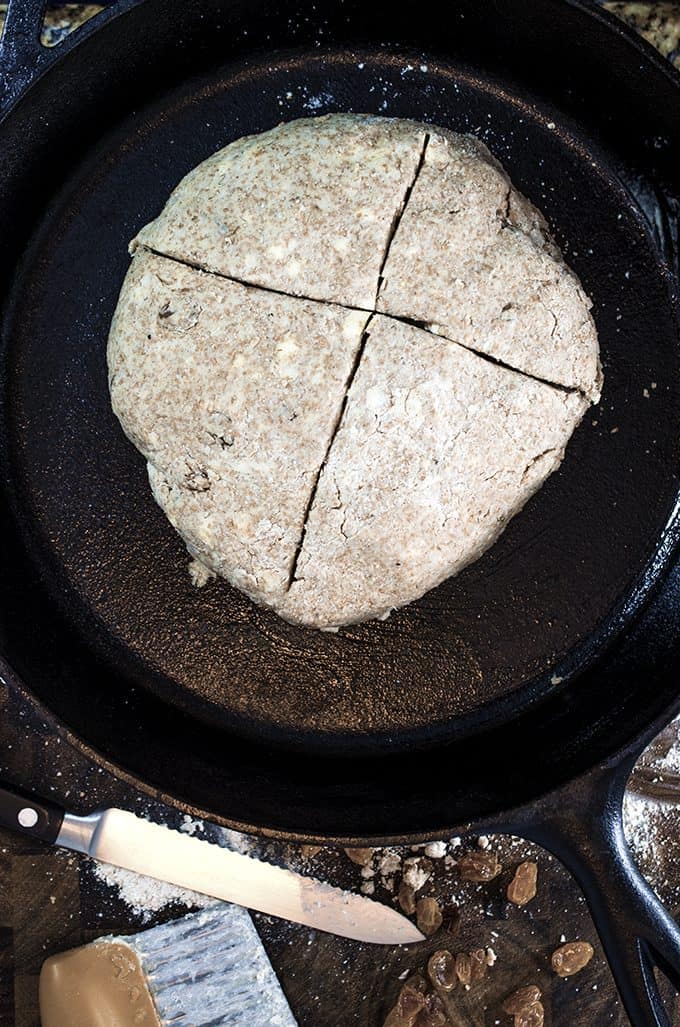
[0,783,423,945]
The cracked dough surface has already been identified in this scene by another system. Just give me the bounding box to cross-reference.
[134,113,427,310]
[280,315,587,628]
[108,249,369,606]
[109,113,600,629]
[376,129,602,400]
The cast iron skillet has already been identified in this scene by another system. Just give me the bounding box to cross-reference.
[1,0,680,1022]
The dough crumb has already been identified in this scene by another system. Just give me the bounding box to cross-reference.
[188,558,216,588]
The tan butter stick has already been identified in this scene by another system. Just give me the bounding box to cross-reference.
[39,904,297,1027]
[40,941,159,1027]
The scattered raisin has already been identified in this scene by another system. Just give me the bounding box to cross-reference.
[507,861,538,906]
[416,897,443,937]
[470,948,487,980]
[398,880,417,915]
[551,940,594,977]
[455,951,472,987]
[516,1001,545,1027]
[383,983,426,1027]
[457,850,501,882]
[184,464,211,492]
[502,985,542,1015]
[427,950,457,992]
[345,847,374,866]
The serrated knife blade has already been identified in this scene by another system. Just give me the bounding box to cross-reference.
[56,807,424,944]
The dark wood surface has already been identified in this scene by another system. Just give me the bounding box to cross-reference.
[0,673,679,1027]
[1,3,679,1026]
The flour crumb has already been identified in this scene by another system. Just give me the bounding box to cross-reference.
[303,92,335,112]
[179,814,202,836]
[378,850,403,878]
[402,858,431,892]
[424,840,447,859]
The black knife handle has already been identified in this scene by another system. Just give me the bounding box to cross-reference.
[0,782,64,844]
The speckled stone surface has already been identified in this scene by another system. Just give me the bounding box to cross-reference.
[604,2,680,67]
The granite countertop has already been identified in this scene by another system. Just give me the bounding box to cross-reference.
[1,2,679,62]
[0,4,679,1027]
[604,1,680,65]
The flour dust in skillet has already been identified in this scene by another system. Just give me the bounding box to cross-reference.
[3,48,679,752]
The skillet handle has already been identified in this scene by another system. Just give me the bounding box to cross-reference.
[0,0,140,118]
[493,758,680,1027]
[0,0,47,113]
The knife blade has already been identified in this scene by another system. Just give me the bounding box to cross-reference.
[0,784,423,945]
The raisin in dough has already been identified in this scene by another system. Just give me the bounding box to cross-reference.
[376,129,602,400]
[108,249,369,606]
[110,114,600,629]
[280,316,587,629]
[133,114,428,310]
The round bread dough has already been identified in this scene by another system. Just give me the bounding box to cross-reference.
[109,114,600,630]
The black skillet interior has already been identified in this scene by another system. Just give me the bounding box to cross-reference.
[0,0,679,838]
